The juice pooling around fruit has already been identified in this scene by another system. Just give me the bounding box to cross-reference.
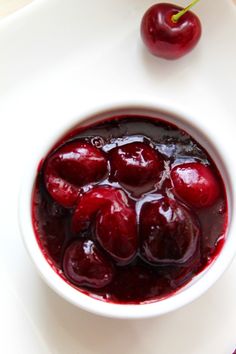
[32,116,228,304]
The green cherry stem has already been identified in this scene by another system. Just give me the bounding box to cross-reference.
[172,0,200,23]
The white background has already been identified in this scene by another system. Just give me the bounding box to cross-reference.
[0,0,236,353]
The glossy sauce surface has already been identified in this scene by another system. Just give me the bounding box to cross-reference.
[32,116,228,304]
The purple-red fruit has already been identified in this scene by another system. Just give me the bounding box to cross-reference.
[44,141,107,207]
[63,240,114,289]
[109,142,162,190]
[96,204,137,264]
[171,162,220,208]
[140,197,200,265]
[141,3,201,60]
[72,186,138,264]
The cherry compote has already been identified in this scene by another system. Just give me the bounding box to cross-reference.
[32,115,228,303]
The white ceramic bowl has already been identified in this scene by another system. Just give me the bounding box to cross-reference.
[19,101,236,319]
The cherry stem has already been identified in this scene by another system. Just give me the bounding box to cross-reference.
[172,0,200,23]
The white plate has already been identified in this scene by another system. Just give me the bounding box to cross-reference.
[0,0,33,18]
[0,0,236,353]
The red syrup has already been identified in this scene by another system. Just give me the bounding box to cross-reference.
[32,115,228,304]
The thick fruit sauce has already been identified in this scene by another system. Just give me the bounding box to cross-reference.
[32,115,228,304]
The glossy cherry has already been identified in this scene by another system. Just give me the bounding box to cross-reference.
[141,2,201,60]
[171,162,220,208]
[63,240,114,289]
[72,186,138,264]
[96,203,137,264]
[140,197,200,265]
[44,141,107,207]
[109,142,162,192]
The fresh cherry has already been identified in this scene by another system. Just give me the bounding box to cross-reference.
[171,162,220,208]
[141,1,202,60]
[140,197,200,266]
[44,141,107,207]
[72,186,138,264]
[109,142,162,192]
[63,239,114,289]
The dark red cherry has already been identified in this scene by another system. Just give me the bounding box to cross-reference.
[63,240,114,289]
[141,3,201,60]
[140,197,200,265]
[171,162,220,208]
[72,186,138,264]
[72,186,128,232]
[96,204,137,264]
[109,142,162,191]
[44,141,107,207]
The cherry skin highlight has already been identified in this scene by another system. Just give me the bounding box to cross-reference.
[171,162,220,208]
[72,186,138,264]
[141,3,202,60]
[109,142,163,192]
[63,240,114,289]
[140,197,200,266]
[44,141,107,207]
[72,186,131,232]
[96,203,137,264]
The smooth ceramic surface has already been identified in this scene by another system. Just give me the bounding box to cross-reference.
[1,0,236,352]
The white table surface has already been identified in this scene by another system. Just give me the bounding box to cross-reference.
[0,0,236,353]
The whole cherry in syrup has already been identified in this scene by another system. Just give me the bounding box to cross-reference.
[44,141,107,207]
[171,162,220,208]
[63,239,114,289]
[109,142,163,195]
[72,186,138,265]
[140,197,200,266]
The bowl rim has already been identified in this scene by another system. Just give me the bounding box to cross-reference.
[18,100,236,319]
